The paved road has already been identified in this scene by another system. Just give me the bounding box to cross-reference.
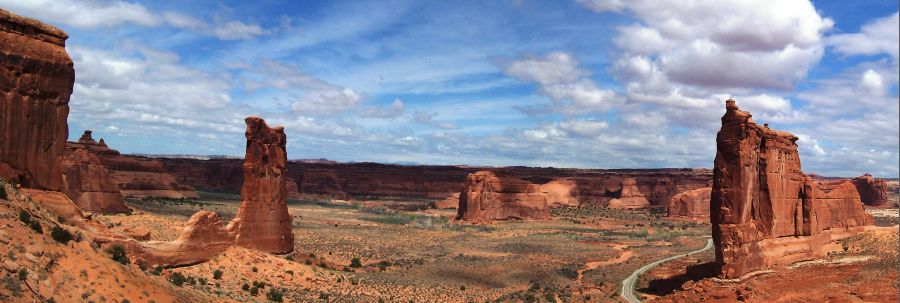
[620,238,714,303]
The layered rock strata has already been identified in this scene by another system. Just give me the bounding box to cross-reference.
[60,149,130,213]
[607,178,650,209]
[456,171,551,223]
[667,187,712,217]
[0,9,74,190]
[711,99,872,278]
[852,174,891,207]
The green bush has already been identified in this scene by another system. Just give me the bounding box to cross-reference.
[212,269,223,280]
[50,226,73,244]
[29,221,43,234]
[250,286,259,296]
[266,288,284,302]
[17,268,27,280]
[105,245,129,265]
[169,272,186,286]
[18,210,30,224]
[349,258,362,268]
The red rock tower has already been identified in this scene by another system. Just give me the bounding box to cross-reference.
[0,9,74,189]
[228,117,294,254]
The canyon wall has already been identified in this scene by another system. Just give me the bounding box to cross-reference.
[852,174,893,207]
[711,99,872,278]
[60,149,130,213]
[0,9,74,190]
[456,171,551,223]
[667,187,711,217]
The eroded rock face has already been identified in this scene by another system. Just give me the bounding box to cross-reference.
[60,149,129,214]
[226,117,294,254]
[667,187,712,217]
[711,99,872,278]
[0,9,74,190]
[852,174,891,207]
[456,171,551,223]
[608,178,650,209]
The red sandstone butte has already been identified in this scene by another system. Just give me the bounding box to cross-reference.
[456,171,551,223]
[667,187,711,217]
[227,117,294,254]
[711,99,872,278]
[852,174,892,207]
[607,178,651,209]
[60,149,130,213]
[0,9,74,190]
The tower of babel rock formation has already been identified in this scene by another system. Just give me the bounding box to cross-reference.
[711,99,872,278]
[0,8,74,190]
[456,171,552,223]
[227,117,294,254]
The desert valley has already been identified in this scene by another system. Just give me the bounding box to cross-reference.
[1,2,899,303]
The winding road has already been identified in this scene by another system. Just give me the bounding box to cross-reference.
[620,238,714,303]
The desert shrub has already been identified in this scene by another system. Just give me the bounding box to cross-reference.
[17,268,27,280]
[105,245,129,265]
[349,257,362,268]
[169,272,186,286]
[186,276,196,285]
[0,184,6,200]
[29,221,43,234]
[242,283,250,291]
[50,226,73,244]
[266,288,284,302]
[198,277,207,285]
[285,254,294,261]
[251,266,258,272]
[151,266,163,276]
[212,269,223,279]
[250,287,259,296]
[252,280,267,289]
[18,210,30,224]
[558,264,580,280]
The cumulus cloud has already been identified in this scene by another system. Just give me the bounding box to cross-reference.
[362,99,405,119]
[827,12,899,60]
[503,52,622,114]
[245,60,364,115]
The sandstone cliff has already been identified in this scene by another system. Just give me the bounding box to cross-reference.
[456,171,551,223]
[0,9,74,190]
[60,149,130,213]
[852,174,892,207]
[227,117,294,254]
[607,178,650,209]
[711,99,872,278]
[667,187,711,217]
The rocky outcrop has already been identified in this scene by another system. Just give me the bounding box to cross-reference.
[667,187,712,217]
[608,178,650,209]
[711,99,873,278]
[456,171,551,223]
[0,9,74,190]
[60,149,129,213]
[852,174,891,207]
[538,179,578,207]
[226,117,294,254]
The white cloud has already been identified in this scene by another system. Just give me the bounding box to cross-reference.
[245,60,364,115]
[362,99,405,119]
[503,52,622,114]
[827,12,899,60]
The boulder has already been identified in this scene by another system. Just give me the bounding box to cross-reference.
[710,99,873,278]
[0,9,74,190]
[455,171,551,223]
[60,149,130,213]
[667,187,712,217]
[852,174,891,207]
[608,179,650,209]
[226,117,294,254]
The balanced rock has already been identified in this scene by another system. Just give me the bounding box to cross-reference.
[0,9,74,190]
[227,117,294,254]
[667,187,711,217]
[456,171,551,223]
[711,99,872,278]
[60,149,130,213]
[608,179,650,209]
[852,174,891,207]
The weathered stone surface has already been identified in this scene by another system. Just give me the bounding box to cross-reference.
[433,192,459,209]
[0,9,74,190]
[667,187,712,217]
[456,171,551,223]
[226,117,294,254]
[608,178,650,209]
[852,174,891,207]
[711,99,873,278]
[60,149,130,213]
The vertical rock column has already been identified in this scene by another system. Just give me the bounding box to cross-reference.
[0,9,74,189]
[228,117,294,254]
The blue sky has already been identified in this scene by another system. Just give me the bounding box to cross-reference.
[2,0,898,177]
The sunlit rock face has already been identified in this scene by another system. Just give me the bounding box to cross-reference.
[0,9,74,190]
[711,99,872,279]
[227,117,294,254]
[60,149,130,214]
[667,187,712,217]
[456,171,552,223]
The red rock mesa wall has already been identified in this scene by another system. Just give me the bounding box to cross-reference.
[456,171,551,223]
[711,99,872,278]
[0,9,74,190]
[60,149,130,213]
[667,187,712,217]
[227,117,294,254]
[852,174,892,207]
[607,178,650,209]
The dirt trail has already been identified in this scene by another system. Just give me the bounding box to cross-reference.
[576,244,633,287]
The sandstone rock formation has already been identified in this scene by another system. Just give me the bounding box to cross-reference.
[538,179,578,207]
[667,187,711,217]
[226,117,294,254]
[456,171,551,223]
[607,179,650,209]
[433,192,460,209]
[711,99,873,278]
[0,9,74,190]
[852,174,891,207]
[60,149,130,213]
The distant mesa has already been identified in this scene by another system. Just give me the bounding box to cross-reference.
[711,99,873,279]
[607,178,651,209]
[667,187,712,217]
[852,174,894,207]
[60,148,130,214]
[455,171,552,223]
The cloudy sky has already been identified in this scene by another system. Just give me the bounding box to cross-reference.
[2,0,898,177]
